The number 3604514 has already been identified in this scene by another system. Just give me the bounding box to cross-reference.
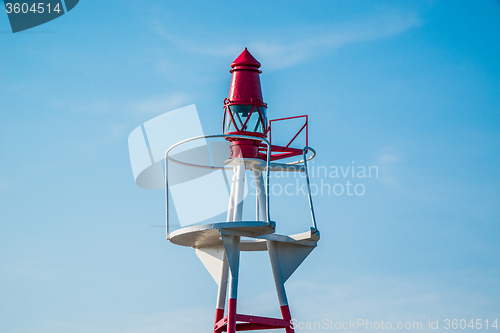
[5,2,62,14]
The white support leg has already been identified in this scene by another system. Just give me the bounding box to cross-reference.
[222,234,241,333]
[232,160,246,222]
[226,172,237,222]
[223,160,244,333]
[267,240,288,307]
[253,169,267,222]
[213,254,229,331]
[216,255,229,310]
[267,240,294,333]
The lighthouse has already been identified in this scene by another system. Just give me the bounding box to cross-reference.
[159,48,320,333]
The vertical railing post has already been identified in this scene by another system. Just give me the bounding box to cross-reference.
[303,147,317,230]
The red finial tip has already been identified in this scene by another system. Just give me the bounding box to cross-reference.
[231,48,261,68]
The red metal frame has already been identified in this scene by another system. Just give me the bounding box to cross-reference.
[260,115,308,161]
[269,115,308,147]
[240,105,256,131]
[215,313,292,332]
[223,110,309,161]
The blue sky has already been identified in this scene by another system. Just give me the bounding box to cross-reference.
[1,1,499,332]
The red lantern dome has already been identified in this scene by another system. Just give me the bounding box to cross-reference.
[224,48,268,159]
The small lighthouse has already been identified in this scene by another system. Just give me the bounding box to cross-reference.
[159,48,320,333]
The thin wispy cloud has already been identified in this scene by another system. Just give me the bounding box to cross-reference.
[134,93,192,115]
[249,12,421,70]
[153,26,243,58]
[154,11,421,70]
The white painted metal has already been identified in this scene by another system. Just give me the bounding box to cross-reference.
[266,240,288,307]
[254,165,260,222]
[255,189,259,221]
[270,241,315,283]
[169,221,275,248]
[221,234,241,300]
[216,254,229,310]
[195,245,225,284]
[232,161,246,222]
[169,222,318,250]
[224,161,245,301]
[257,228,319,246]
[226,172,237,222]
[194,244,229,313]
[253,169,267,222]
[302,147,318,230]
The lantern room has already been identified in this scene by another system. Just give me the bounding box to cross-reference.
[223,48,268,137]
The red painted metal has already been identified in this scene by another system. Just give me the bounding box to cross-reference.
[223,100,240,133]
[227,298,237,333]
[268,146,303,161]
[214,313,293,332]
[264,115,309,161]
[239,105,256,132]
[269,115,308,148]
[229,140,261,159]
[214,308,225,333]
[281,305,295,333]
[237,314,290,327]
[229,48,264,106]
[231,48,261,68]
[285,123,307,148]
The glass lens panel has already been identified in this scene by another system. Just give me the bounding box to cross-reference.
[224,105,267,134]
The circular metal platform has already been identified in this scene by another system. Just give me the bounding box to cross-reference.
[168,221,276,248]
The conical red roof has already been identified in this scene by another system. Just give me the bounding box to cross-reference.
[231,48,261,68]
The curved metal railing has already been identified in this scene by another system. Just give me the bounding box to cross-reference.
[164,134,317,238]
